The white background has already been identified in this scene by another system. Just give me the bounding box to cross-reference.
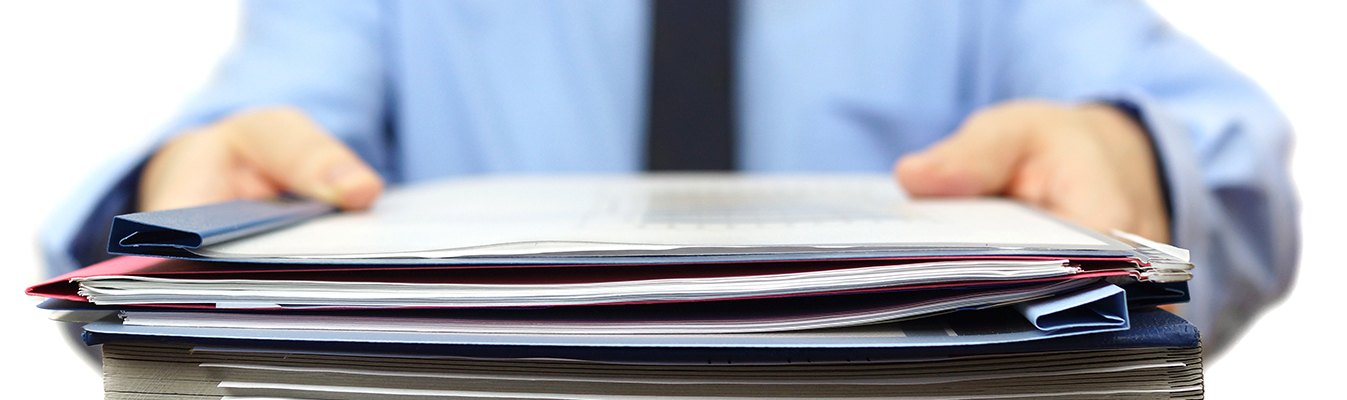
[0,1,1341,397]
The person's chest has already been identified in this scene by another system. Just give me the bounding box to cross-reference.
[383,1,982,180]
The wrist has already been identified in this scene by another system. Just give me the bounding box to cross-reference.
[1077,103,1171,242]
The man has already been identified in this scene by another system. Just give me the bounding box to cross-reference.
[42,0,1297,358]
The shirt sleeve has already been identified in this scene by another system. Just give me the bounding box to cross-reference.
[980,0,1299,357]
[39,0,389,278]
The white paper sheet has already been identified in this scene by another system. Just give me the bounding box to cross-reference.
[117,279,1095,334]
[194,174,1117,259]
[76,259,1077,308]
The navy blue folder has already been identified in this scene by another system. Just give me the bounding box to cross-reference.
[81,307,1197,363]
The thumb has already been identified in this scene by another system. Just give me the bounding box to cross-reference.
[895,108,1032,197]
[222,108,384,210]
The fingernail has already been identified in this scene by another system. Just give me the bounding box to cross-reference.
[309,163,362,204]
[325,162,379,209]
[309,185,342,205]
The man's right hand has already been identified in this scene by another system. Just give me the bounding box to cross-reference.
[139,107,384,212]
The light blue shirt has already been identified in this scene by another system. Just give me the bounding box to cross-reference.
[41,0,1298,357]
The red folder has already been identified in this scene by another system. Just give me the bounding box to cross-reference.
[28,255,1134,308]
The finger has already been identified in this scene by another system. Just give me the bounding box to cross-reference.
[230,162,283,200]
[894,106,1036,197]
[139,129,238,211]
[221,108,384,210]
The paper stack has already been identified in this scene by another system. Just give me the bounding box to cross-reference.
[29,174,1203,399]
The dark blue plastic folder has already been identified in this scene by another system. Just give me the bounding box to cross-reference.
[109,198,332,257]
[82,307,1194,363]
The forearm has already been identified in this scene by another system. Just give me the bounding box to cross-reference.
[1121,91,1298,356]
[985,0,1299,356]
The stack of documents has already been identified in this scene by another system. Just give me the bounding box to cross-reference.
[95,308,1203,400]
[29,174,1203,398]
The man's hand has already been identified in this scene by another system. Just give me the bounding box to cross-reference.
[139,107,384,212]
[895,100,1171,243]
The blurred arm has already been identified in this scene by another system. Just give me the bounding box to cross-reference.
[988,0,1298,355]
[39,0,389,276]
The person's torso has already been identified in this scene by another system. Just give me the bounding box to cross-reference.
[382,1,994,181]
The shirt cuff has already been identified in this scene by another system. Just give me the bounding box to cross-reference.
[1092,91,1208,252]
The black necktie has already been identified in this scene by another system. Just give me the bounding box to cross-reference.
[644,0,736,171]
